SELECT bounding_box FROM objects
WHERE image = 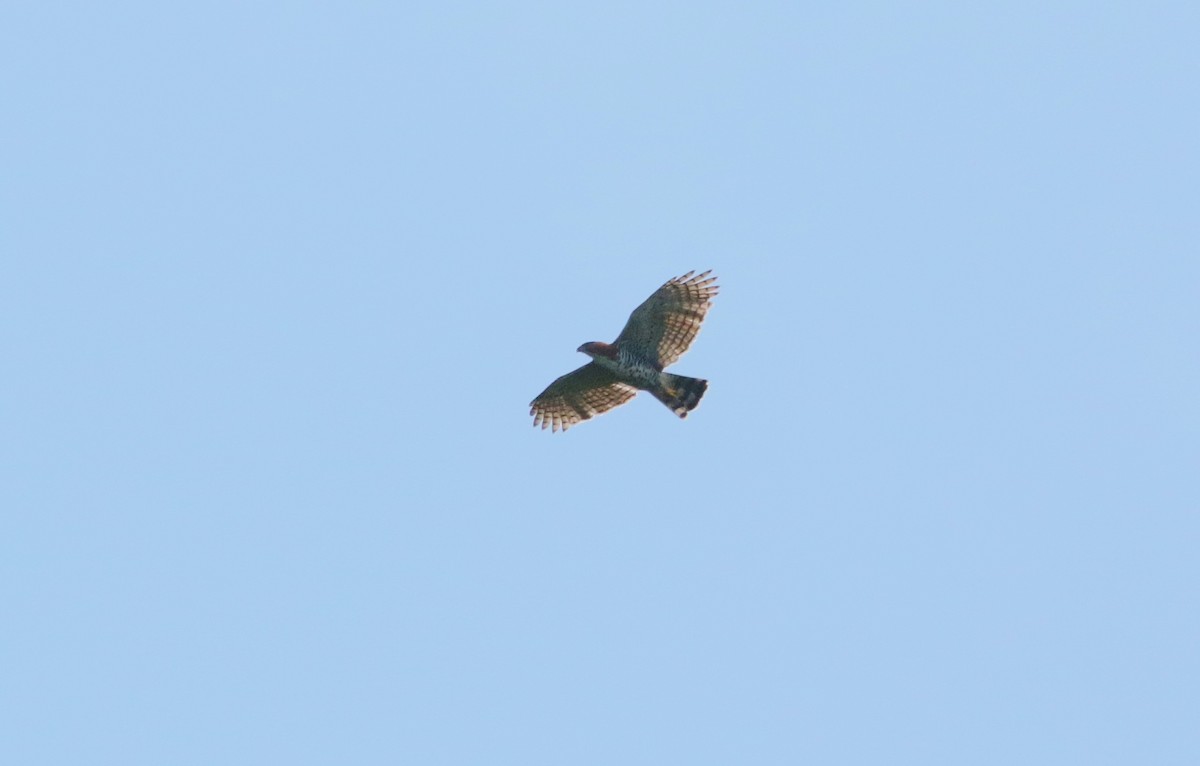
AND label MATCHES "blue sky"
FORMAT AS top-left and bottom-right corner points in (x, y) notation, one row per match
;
(3, 2), (1197, 763)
